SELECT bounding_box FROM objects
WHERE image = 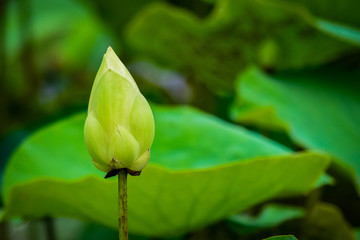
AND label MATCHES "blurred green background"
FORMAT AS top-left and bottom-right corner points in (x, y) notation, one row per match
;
(1, 0), (360, 239)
